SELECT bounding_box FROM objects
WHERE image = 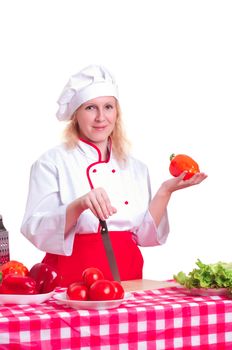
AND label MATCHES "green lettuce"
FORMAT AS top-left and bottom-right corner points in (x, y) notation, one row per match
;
(173, 259), (232, 289)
